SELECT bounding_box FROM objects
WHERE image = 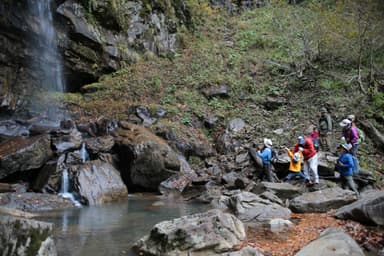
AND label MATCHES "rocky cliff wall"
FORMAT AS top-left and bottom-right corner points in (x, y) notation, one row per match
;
(0, 0), (191, 113)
